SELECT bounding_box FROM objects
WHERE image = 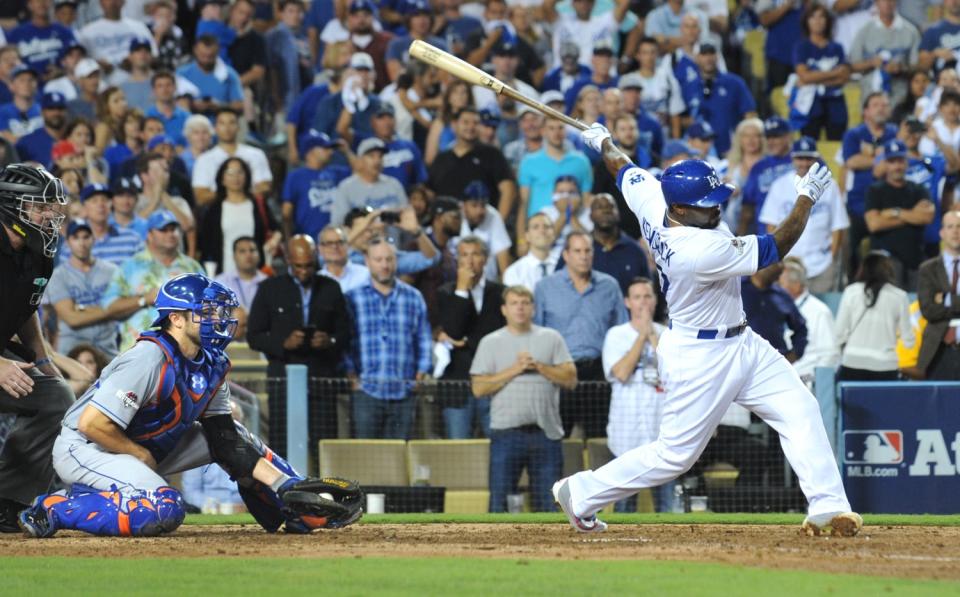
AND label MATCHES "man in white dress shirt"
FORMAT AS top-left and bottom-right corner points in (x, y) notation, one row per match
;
(503, 212), (558, 291)
(317, 224), (370, 294)
(778, 257), (840, 384)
